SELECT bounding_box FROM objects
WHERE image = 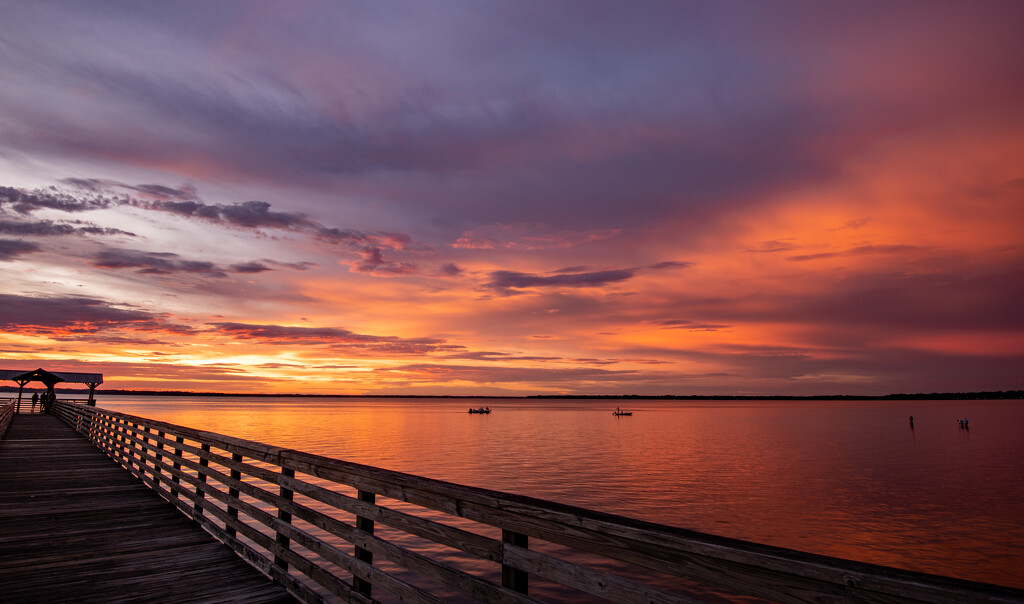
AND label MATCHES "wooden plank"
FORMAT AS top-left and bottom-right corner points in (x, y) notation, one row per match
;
(0, 413), (296, 603)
